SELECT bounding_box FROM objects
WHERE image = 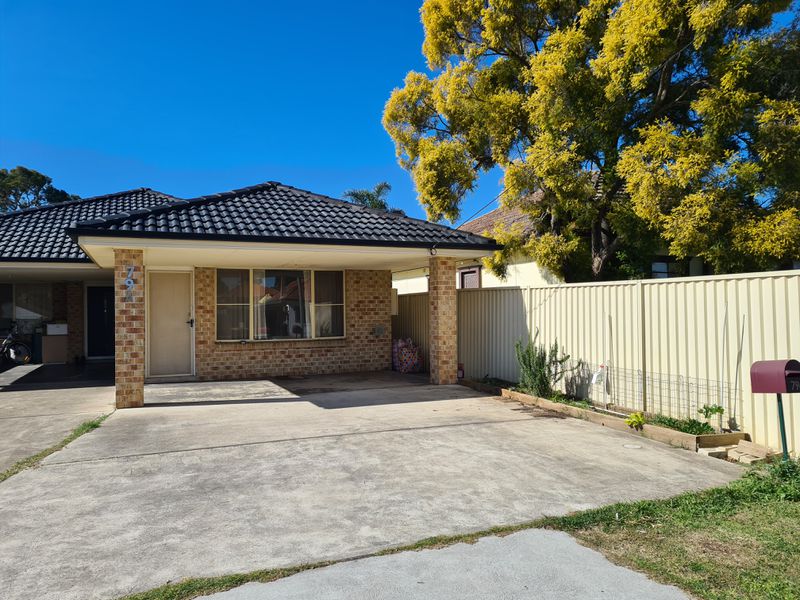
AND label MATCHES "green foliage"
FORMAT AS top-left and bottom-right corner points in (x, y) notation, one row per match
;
(738, 458), (800, 502)
(625, 411), (646, 431)
(384, 0), (799, 280)
(0, 165), (78, 212)
(342, 181), (393, 210)
(514, 330), (570, 398)
(649, 414), (716, 435)
(550, 390), (593, 410)
(698, 404), (725, 420)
